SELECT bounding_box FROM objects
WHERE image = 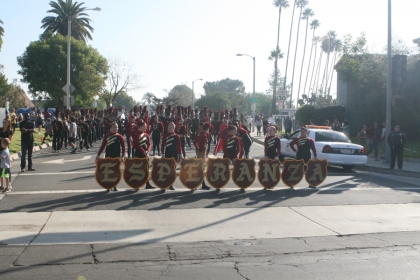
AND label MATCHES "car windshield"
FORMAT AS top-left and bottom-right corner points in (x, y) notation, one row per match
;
(315, 131), (351, 143)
